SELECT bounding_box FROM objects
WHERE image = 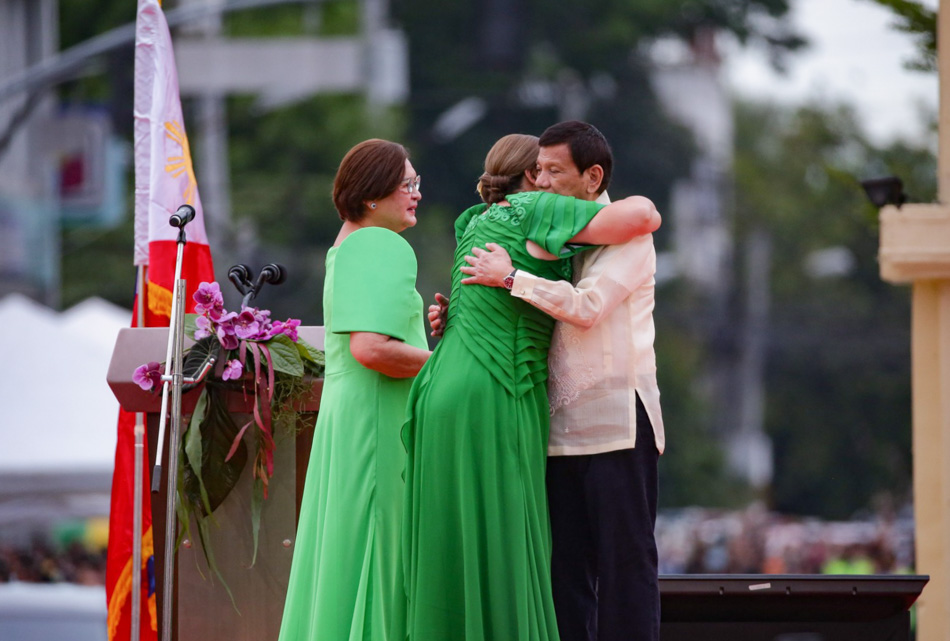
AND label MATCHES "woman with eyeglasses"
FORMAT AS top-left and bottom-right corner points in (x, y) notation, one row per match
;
(279, 139), (430, 641)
